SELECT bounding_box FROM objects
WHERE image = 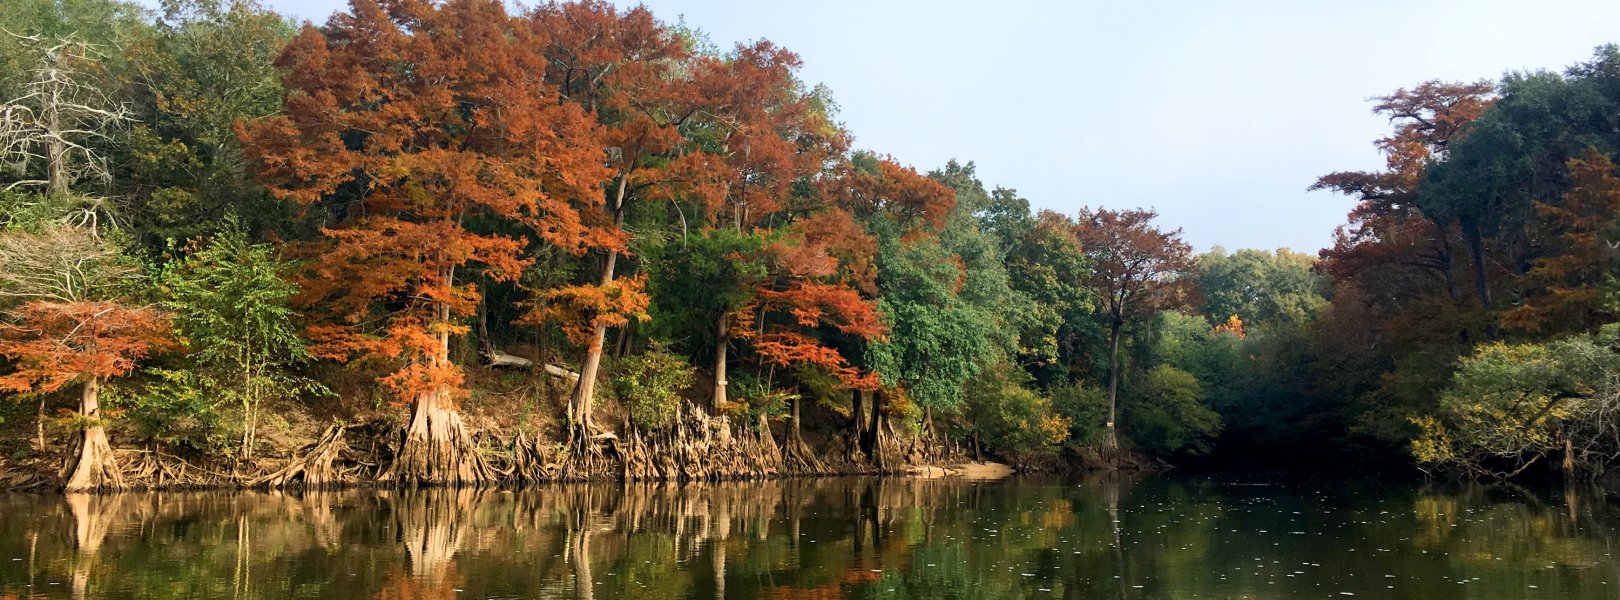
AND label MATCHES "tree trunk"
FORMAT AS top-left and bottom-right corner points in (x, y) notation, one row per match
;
(782, 396), (824, 474)
(382, 386), (493, 486)
(1104, 318), (1124, 451)
(1563, 435), (1577, 480)
(1462, 218), (1497, 339)
(570, 176), (630, 433)
(45, 75), (68, 200)
(864, 388), (881, 459)
(572, 319), (611, 429)
(380, 296), (493, 487)
(35, 394), (46, 454)
(1437, 233), (1463, 306)
(63, 376), (123, 492)
(712, 312), (730, 409)
(847, 389), (867, 462)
